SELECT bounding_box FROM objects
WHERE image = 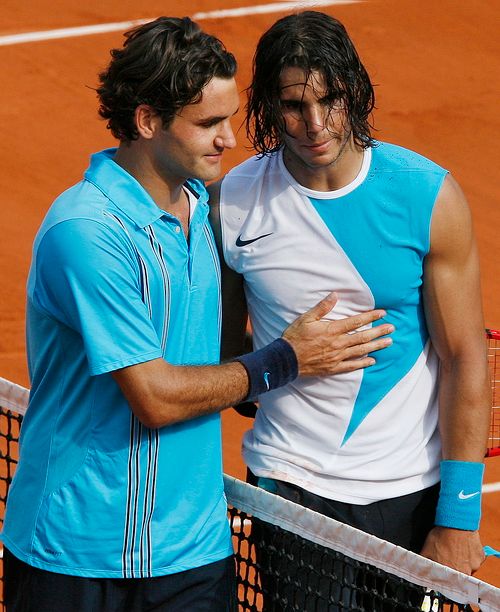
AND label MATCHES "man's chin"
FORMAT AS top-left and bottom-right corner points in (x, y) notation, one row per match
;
(188, 164), (222, 183)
